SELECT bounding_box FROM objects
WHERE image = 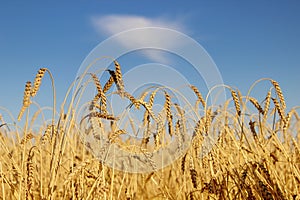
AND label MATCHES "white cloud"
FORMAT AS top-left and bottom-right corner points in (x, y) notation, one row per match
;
(91, 15), (184, 34)
(91, 15), (187, 63)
